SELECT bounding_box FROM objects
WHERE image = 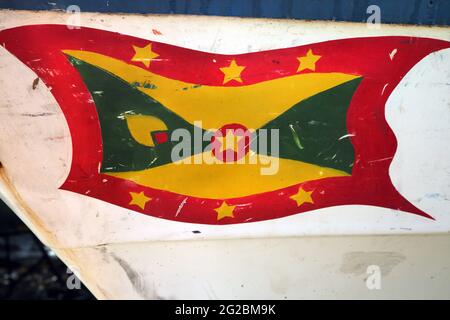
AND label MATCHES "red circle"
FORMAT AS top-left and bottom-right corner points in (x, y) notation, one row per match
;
(211, 123), (251, 162)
